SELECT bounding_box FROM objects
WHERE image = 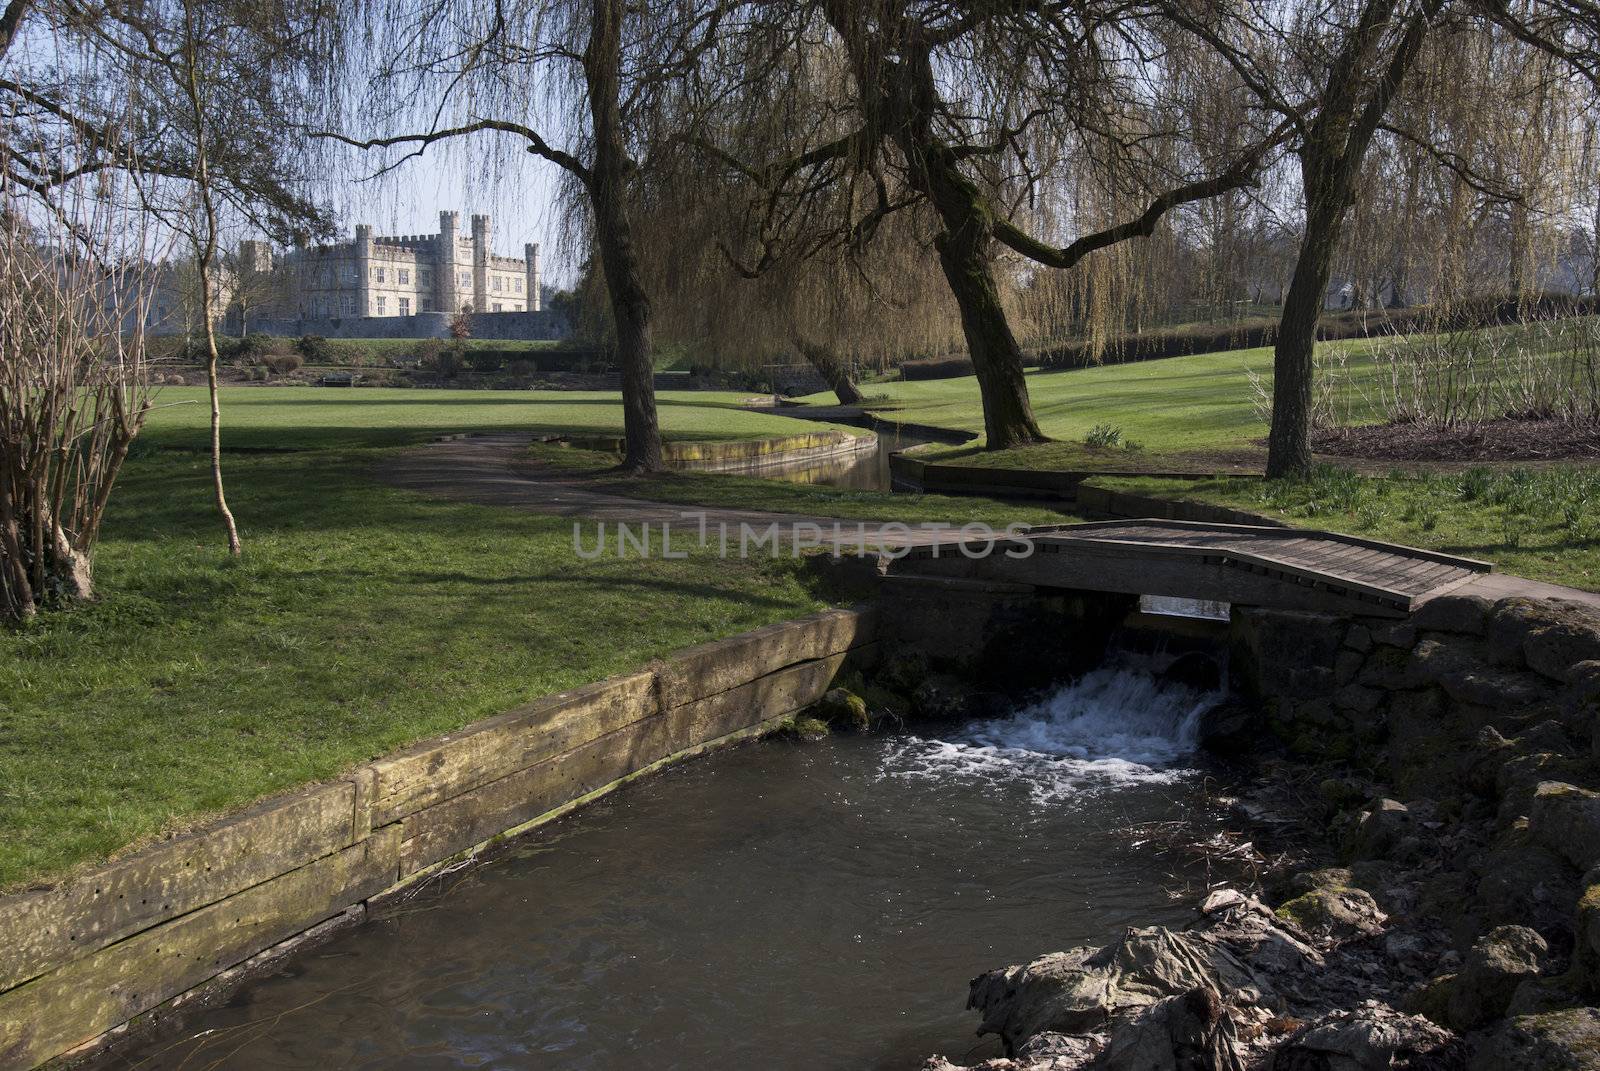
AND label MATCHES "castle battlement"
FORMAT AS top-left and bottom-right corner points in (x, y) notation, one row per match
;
(261, 210), (541, 318)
